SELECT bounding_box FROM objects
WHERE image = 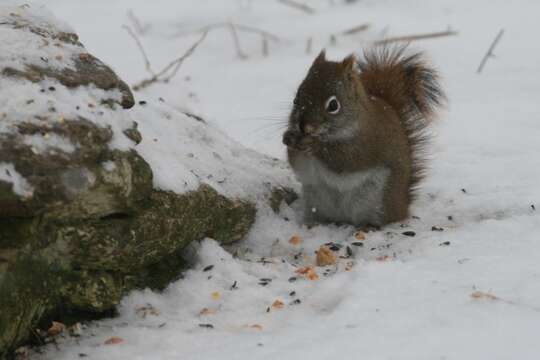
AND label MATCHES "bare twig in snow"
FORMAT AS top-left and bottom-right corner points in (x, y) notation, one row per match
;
(175, 22), (283, 59)
(276, 0), (315, 14)
(181, 110), (206, 123)
(122, 25), (154, 76)
(131, 31), (207, 91)
(374, 29), (458, 45)
(476, 29), (504, 74)
(471, 290), (540, 312)
(174, 22), (283, 42)
(228, 22), (248, 59)
(340, 23), (370, 36)
(234, 24), (282, 42)
(175, 22), (282, 43)
(127, 10), (150, 35)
